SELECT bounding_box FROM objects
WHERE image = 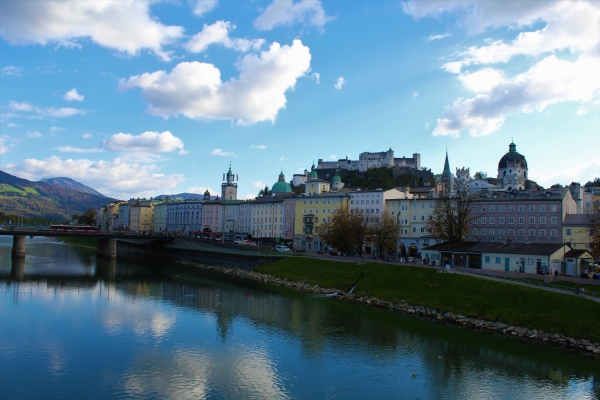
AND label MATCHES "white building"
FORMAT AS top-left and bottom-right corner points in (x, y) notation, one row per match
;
(317, 149), (420, 172)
